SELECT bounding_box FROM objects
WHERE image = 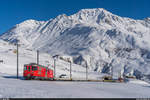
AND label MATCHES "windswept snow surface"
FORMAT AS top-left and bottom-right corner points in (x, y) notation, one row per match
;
(0, 73), (150, 98)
